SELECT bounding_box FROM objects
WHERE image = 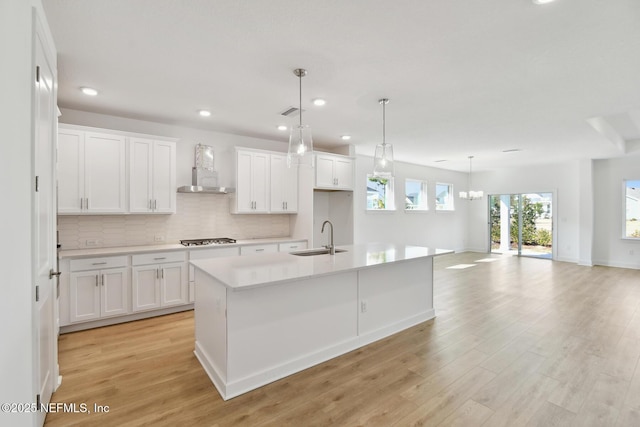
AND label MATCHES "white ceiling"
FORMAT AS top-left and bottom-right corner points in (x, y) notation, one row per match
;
(43, 0), (640, 172)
